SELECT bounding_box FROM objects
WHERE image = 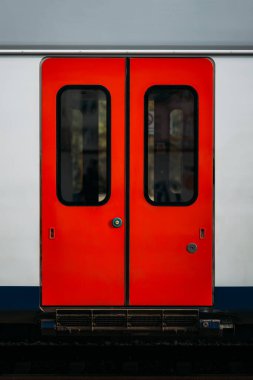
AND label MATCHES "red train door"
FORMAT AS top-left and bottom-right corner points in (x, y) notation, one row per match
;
(41, 58), (125, 306)
(42, 57), (213, 308)
(129, 58), (213, 306)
